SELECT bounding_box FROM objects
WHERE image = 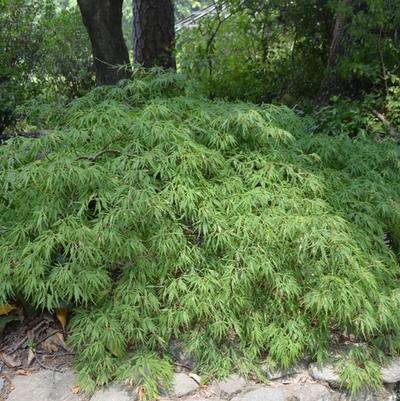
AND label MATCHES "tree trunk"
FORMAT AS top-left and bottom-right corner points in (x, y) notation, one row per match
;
(77, 0), (130, 86)
(320, 0), (352, 99)
(327, 5), (348, 71)
(133, 0), (176, 69)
